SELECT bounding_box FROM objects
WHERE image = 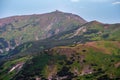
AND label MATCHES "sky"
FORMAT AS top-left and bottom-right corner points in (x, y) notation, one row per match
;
(0, 0), (120, 23)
